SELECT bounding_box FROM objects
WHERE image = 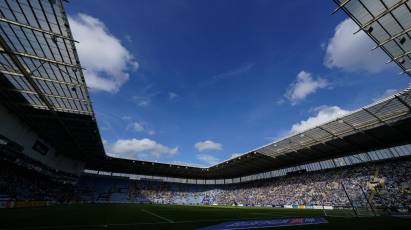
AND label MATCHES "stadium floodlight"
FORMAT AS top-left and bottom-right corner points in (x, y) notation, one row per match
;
(400, 37), (407, 45)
